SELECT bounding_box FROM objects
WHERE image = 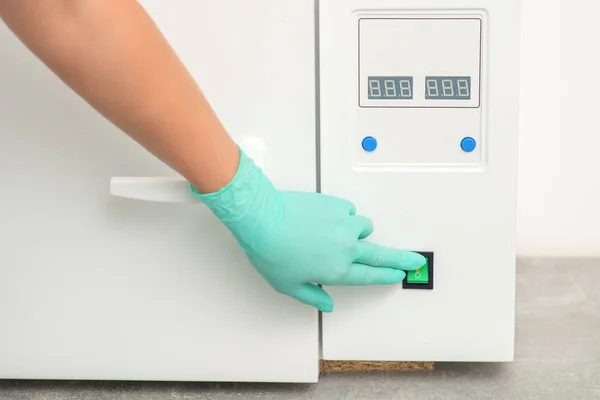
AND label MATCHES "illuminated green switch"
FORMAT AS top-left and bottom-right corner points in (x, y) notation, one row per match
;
(407, 261), (430, 284)
(403, 252), (434, 290)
